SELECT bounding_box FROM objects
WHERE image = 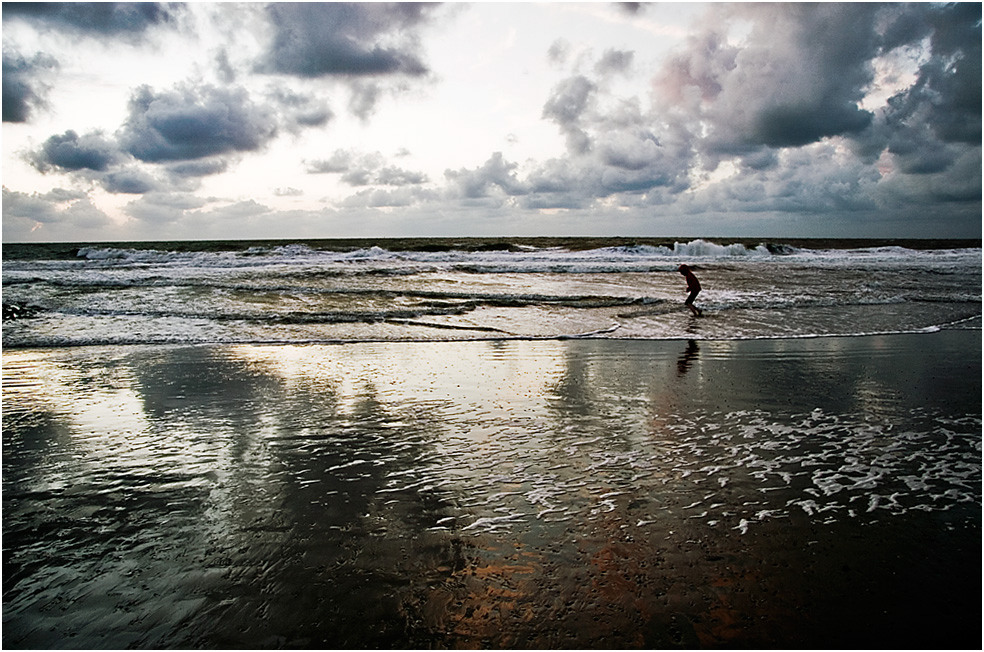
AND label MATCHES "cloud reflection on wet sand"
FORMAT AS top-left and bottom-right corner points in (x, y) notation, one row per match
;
(2, 332), (980, 648)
